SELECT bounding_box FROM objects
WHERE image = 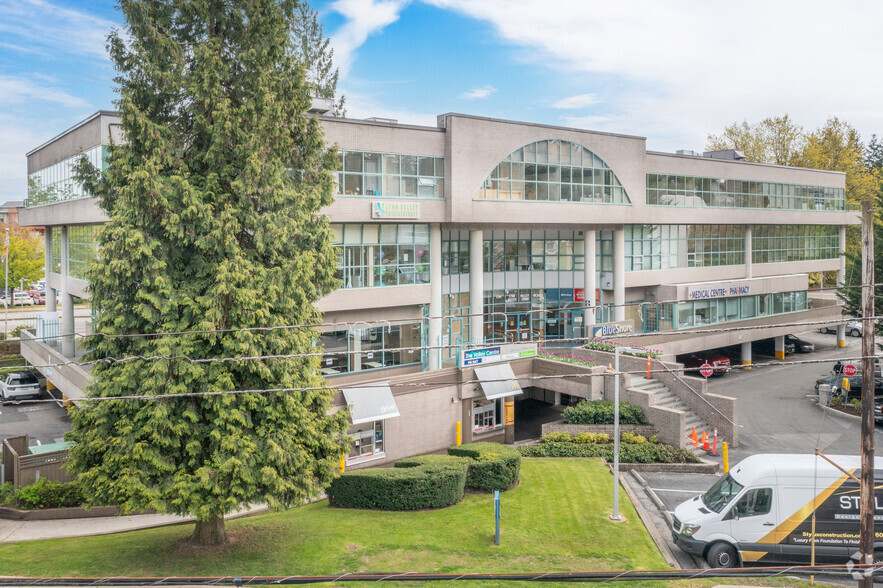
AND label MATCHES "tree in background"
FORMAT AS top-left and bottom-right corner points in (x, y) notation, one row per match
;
(292, 1), (345, 116)
(2, 227), (43, 296)
(67, 0), (349, 546)
(706, 115), (804, 166)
